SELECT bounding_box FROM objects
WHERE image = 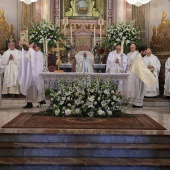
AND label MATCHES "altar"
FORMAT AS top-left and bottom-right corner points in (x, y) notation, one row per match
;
(40, 72), (129, 98)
